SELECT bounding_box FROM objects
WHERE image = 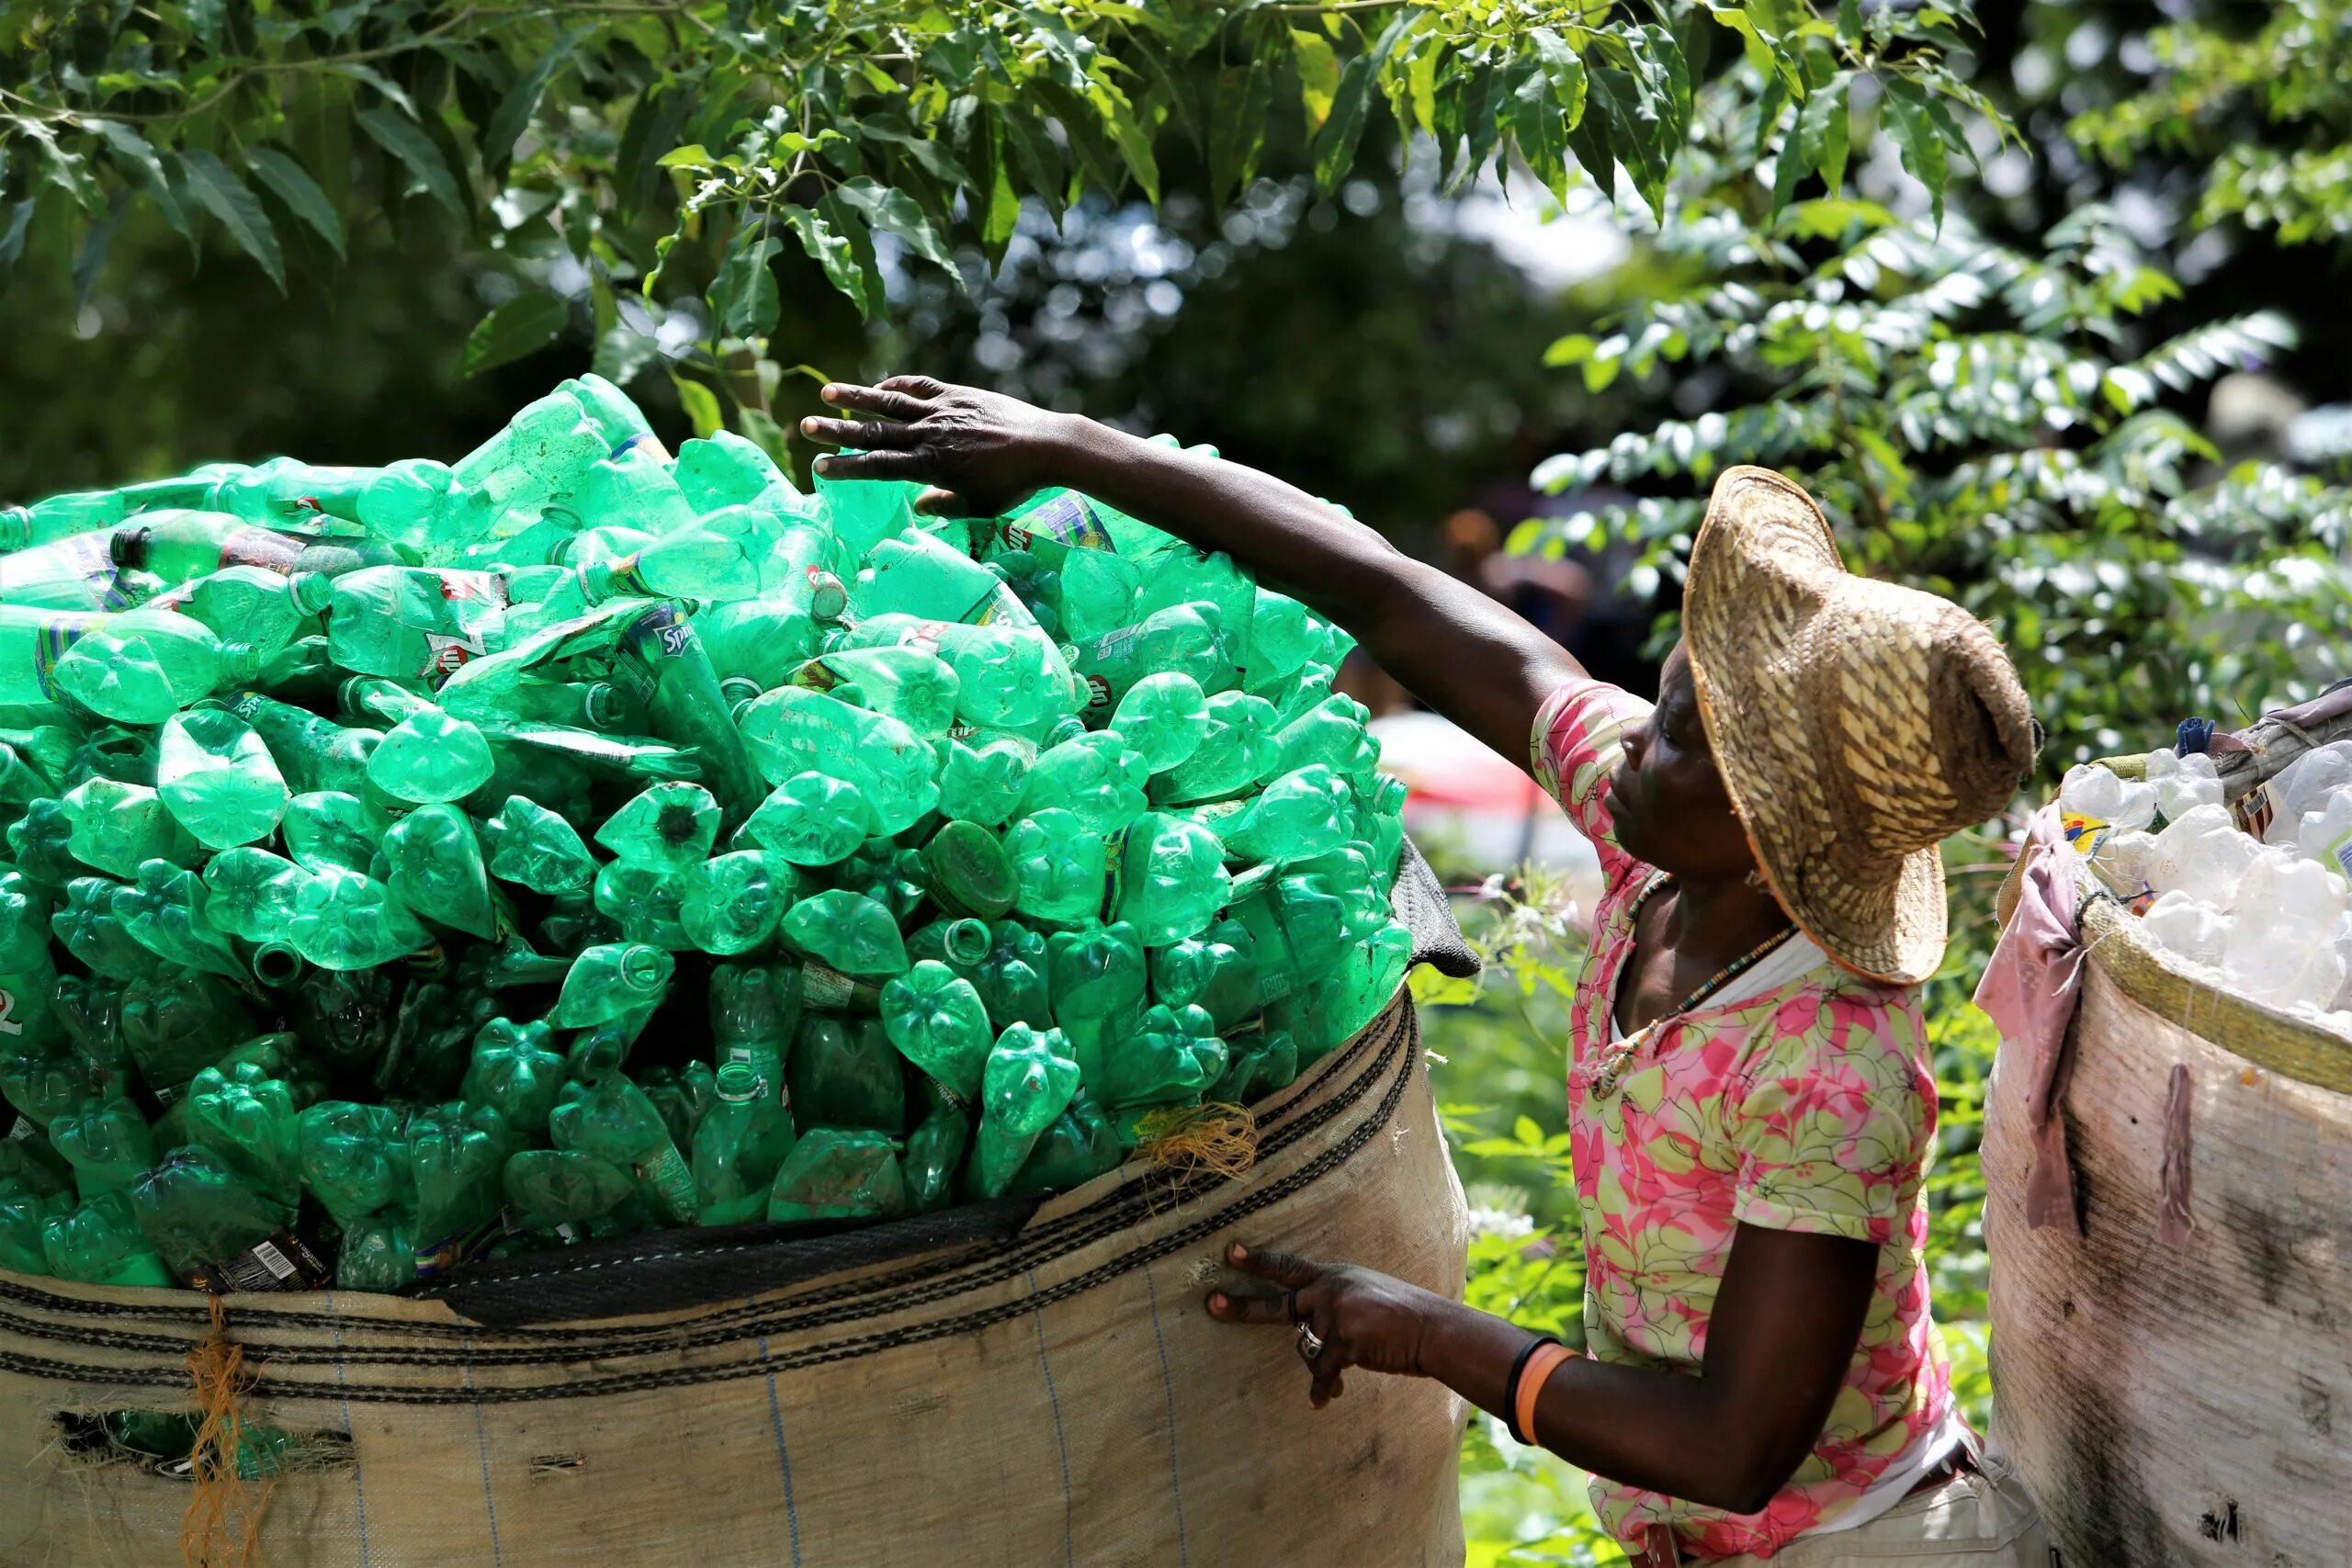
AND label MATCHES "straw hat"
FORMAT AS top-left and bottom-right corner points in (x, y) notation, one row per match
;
(1683, 467), (2035, 985)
